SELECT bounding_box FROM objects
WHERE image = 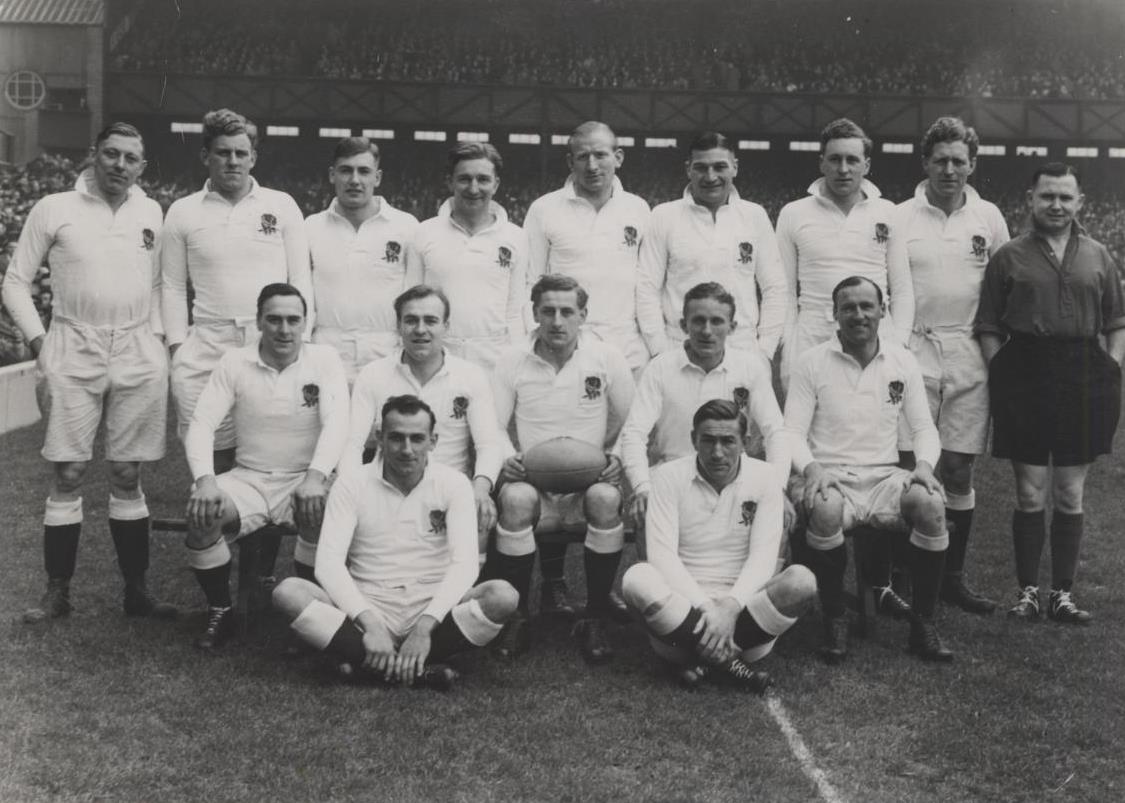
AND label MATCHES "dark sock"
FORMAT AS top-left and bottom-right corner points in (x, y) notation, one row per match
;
(257, 528), (282, 578)
(1012, 510), (1047, 588)
(657, 606), (704, 651)
(583, 548), (621, 615)
(1050, 511), (1084, 592)
(945, 507), (975, 576)
(808, 543), (847, 618)
(538, 541), (567, 582)
(109, 517), (150, 584)
(910, 543), (946, 619)
(294, 561), (317, 583)
(859, 529), (894, 586)
(43, 523), (80, 580)
(484, 552), (535, 614)
(193, 562), (232, 608)
(326, 621), (366, 662)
